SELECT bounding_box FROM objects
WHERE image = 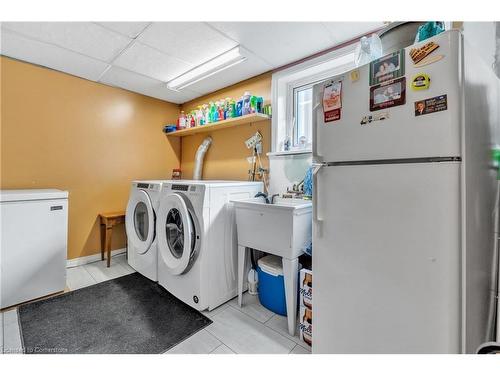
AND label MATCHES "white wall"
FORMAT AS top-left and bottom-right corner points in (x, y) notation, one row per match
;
(461, 21), (500, 350)
(268, 152), (312, 196)
(462, 22), (499, 74)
